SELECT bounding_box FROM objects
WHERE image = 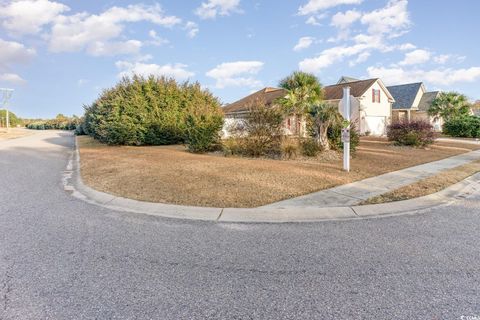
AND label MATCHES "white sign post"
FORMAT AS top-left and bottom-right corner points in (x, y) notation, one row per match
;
(1, 88), (14, 132)
(342, 87), (351, 172)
